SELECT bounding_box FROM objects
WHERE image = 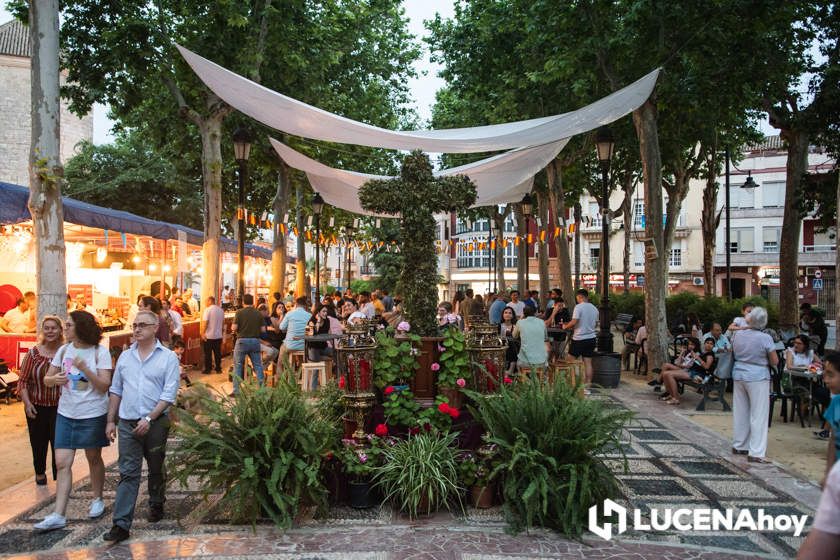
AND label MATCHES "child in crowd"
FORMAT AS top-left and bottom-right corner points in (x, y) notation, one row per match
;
(171, 339), (191, 387)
